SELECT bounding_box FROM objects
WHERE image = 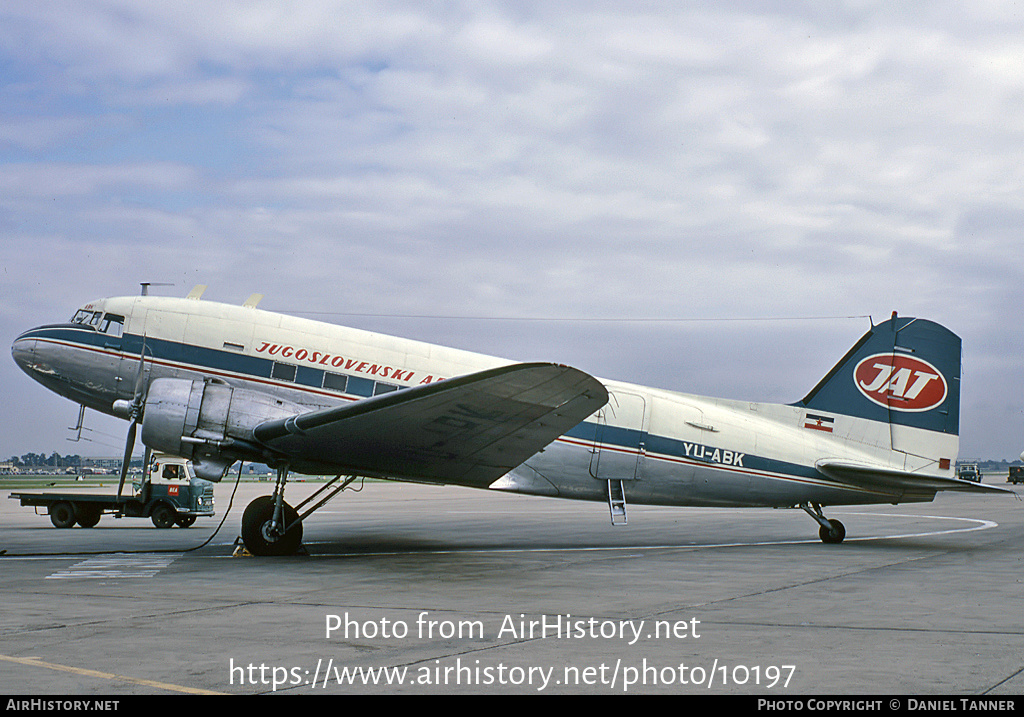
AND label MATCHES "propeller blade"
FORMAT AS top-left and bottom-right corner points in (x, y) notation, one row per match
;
(131, 336), (149, 408)
(117, 420), (137, 499)
(117, 335), (149, 499)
